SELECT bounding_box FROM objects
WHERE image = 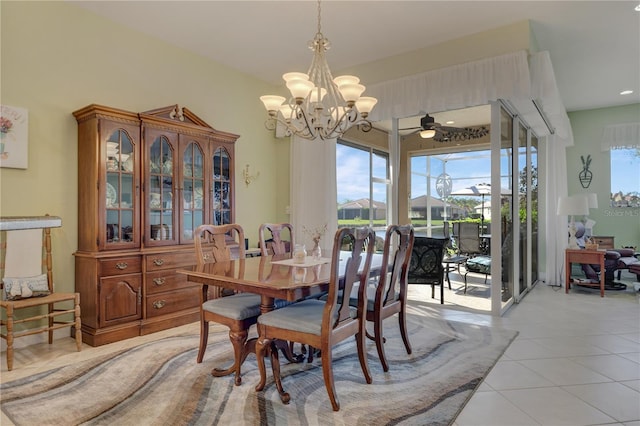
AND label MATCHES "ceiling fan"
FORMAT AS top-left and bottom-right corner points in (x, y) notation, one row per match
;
(401, 114), (489, 142)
